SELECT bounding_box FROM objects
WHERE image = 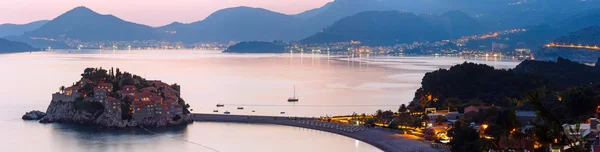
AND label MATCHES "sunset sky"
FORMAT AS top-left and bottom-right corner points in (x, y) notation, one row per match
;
(0, 0), (332, 26)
